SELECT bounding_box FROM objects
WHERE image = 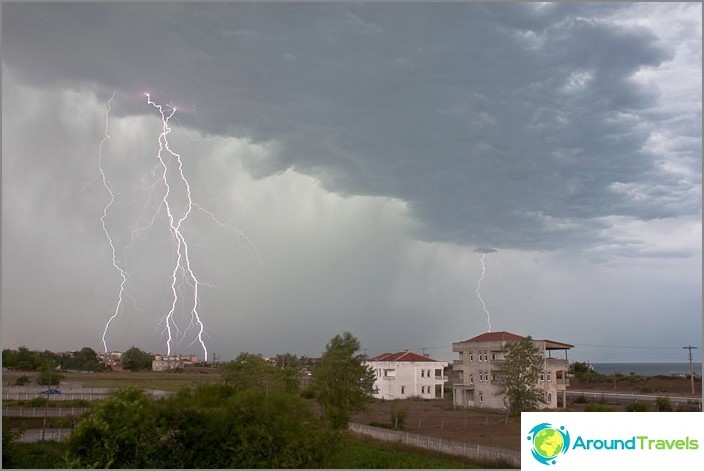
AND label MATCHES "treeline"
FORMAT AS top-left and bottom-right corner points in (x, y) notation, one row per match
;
(2, 346), (105, 372)
(4, 332), (377, 469)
